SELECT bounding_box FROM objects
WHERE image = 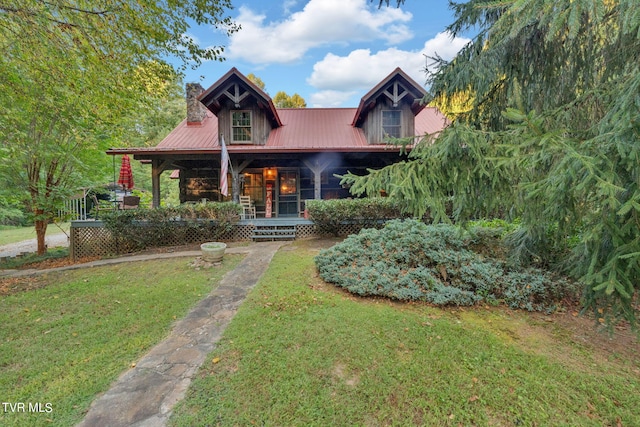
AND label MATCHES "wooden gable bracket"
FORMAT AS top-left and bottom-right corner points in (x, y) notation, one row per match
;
(383, 82), (409, 107)
(223, 83), (251, 108)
